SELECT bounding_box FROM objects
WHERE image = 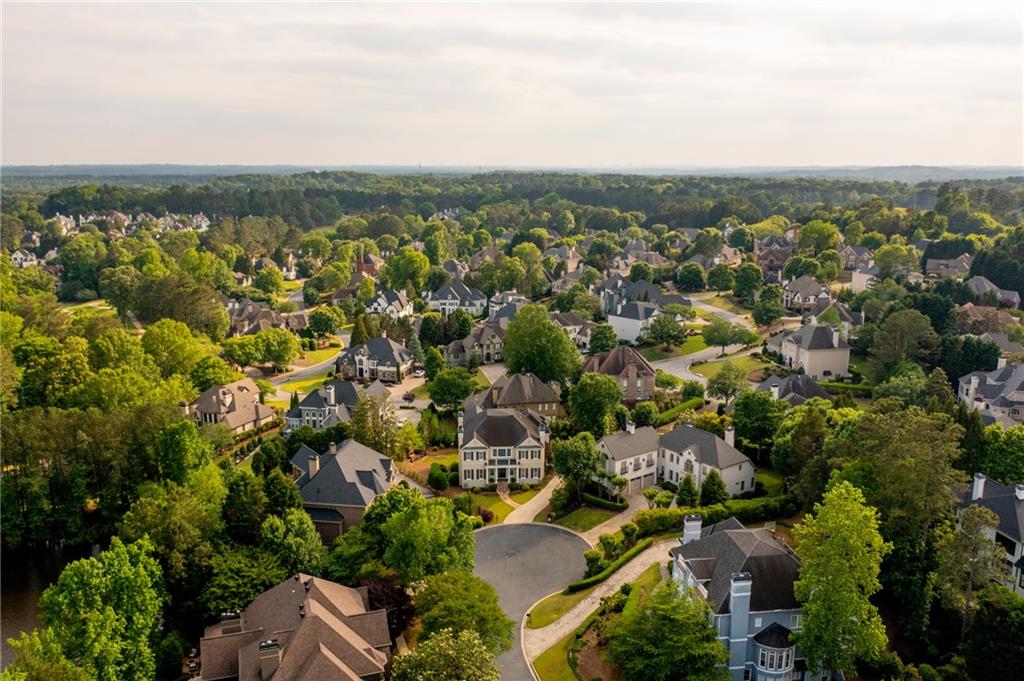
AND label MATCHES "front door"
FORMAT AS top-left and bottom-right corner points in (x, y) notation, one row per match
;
(497, 467), (508, 481)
